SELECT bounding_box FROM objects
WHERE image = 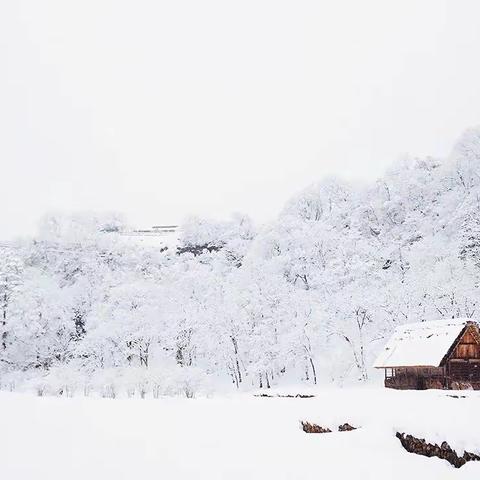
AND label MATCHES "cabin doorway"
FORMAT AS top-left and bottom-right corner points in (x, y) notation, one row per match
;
(416, 376), (426, 390)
